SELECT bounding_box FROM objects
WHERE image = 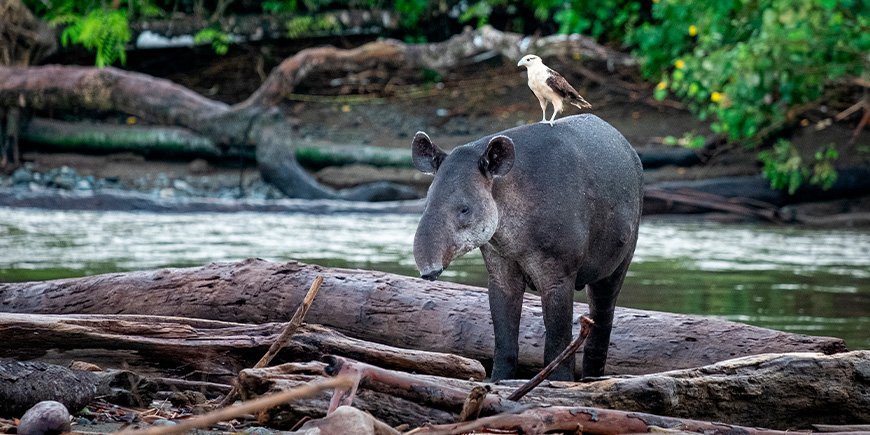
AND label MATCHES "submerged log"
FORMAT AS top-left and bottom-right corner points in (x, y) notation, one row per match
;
(0, 313), (485, 382)
(0, 259), (846, 378)
(241, 351), (870, 430)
